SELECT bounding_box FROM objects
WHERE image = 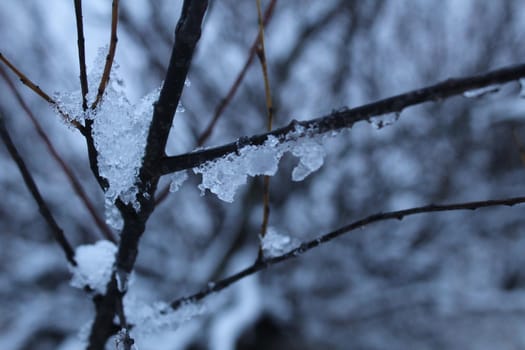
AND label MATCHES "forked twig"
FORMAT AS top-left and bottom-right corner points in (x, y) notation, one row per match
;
(0, 113), (77, 266)
(170, 195), (525, 309)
